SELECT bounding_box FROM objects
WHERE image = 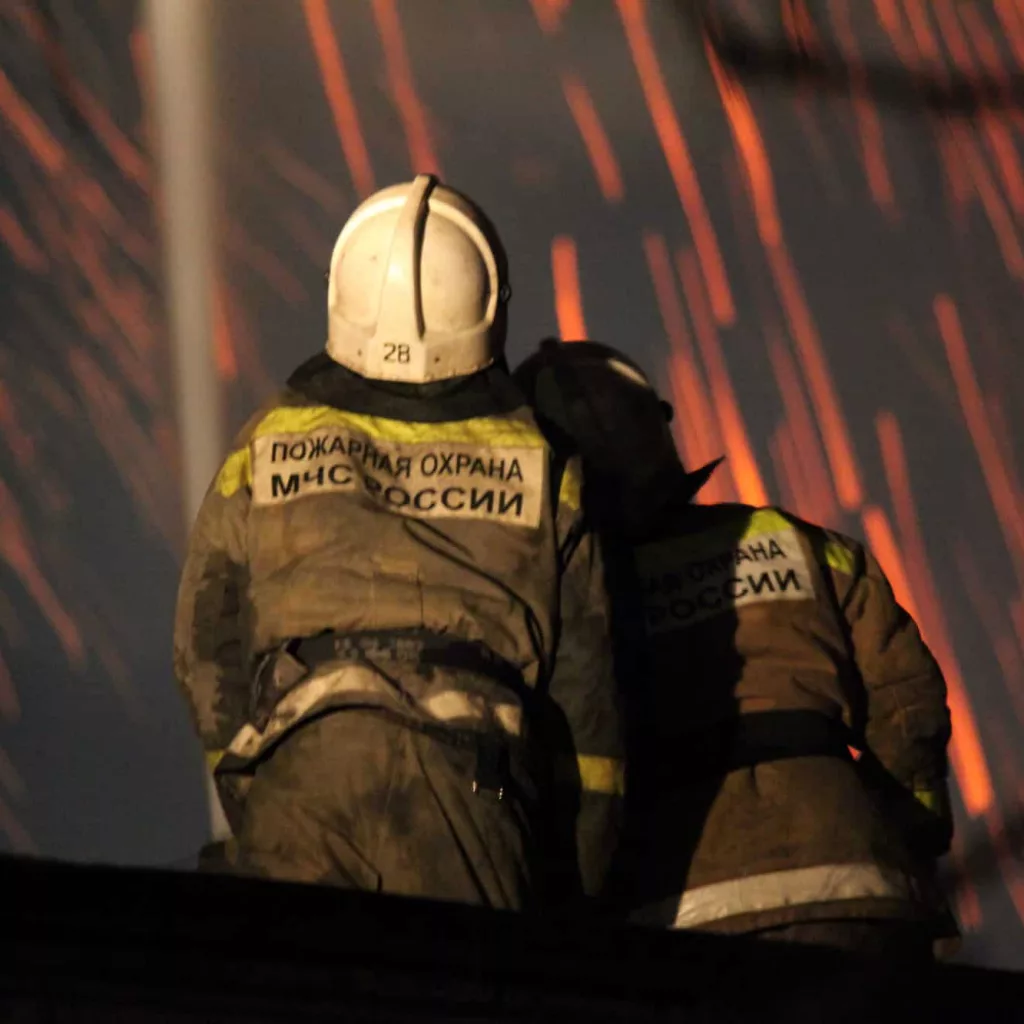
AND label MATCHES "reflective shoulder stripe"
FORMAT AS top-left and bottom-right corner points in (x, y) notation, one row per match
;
(743, 508), (792, 538)
(215, 449), (252, 499)
(822, 537), (857, 576)
(913, 788), (946, 815)
(578, 754), (626, 796)
(641, 506), (794, 562)
(630, 863), (913, 930)
(558, 460), (582, 511)
(205, 749), (225, 773)
(251, 404), (548, 448)
(749, 511), (858, 577)
(215, 405), (548, 500)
